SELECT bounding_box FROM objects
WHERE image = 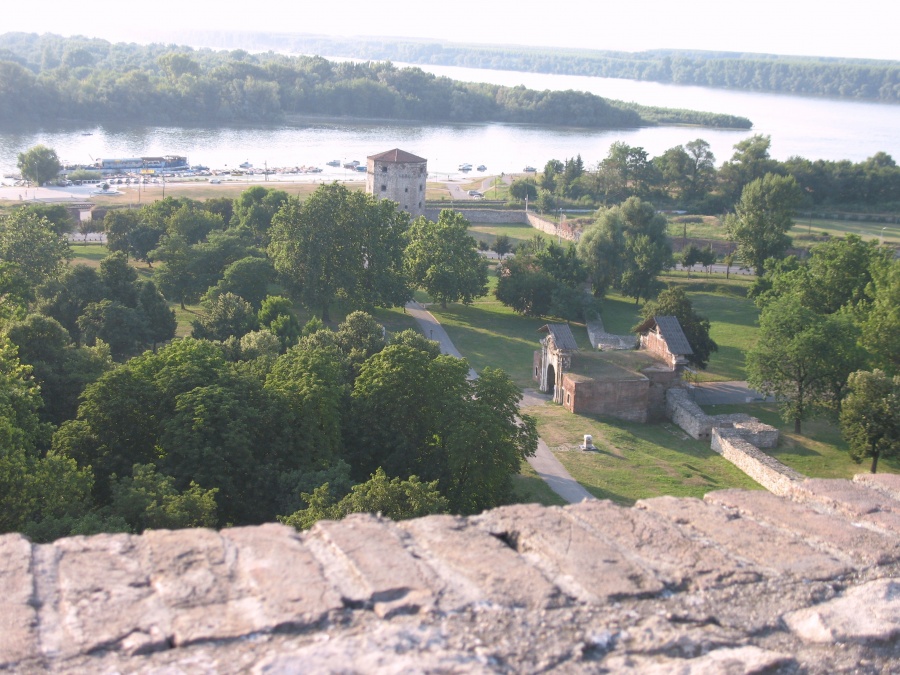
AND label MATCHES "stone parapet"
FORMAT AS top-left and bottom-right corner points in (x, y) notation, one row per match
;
(2, 478), (899, 673)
